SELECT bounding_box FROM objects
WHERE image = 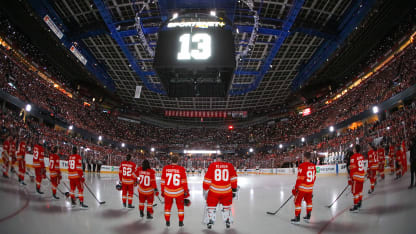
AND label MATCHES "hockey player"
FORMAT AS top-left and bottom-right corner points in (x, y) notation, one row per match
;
(68, 146), (88, 208)
(401, 140), (408, 175)
(388, 143), (395, 175)
(349, 145), (365, 212)
(16, 136), (27, 185)
(2, 135), (11, 178)
(377, 144), (385, 180)
(9, 136), (17, 173)
(395, 145), (404, 179)
(49, 146), (62, 199)
(161, 155), (189, 227)
(33, 139), (46, 194)
(367, 143), (378, 194)
(291, 152), (316, 224)
(203, 155), (238, 229)
(135, 159), (158, 219)
(118, 154), (136, 209)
